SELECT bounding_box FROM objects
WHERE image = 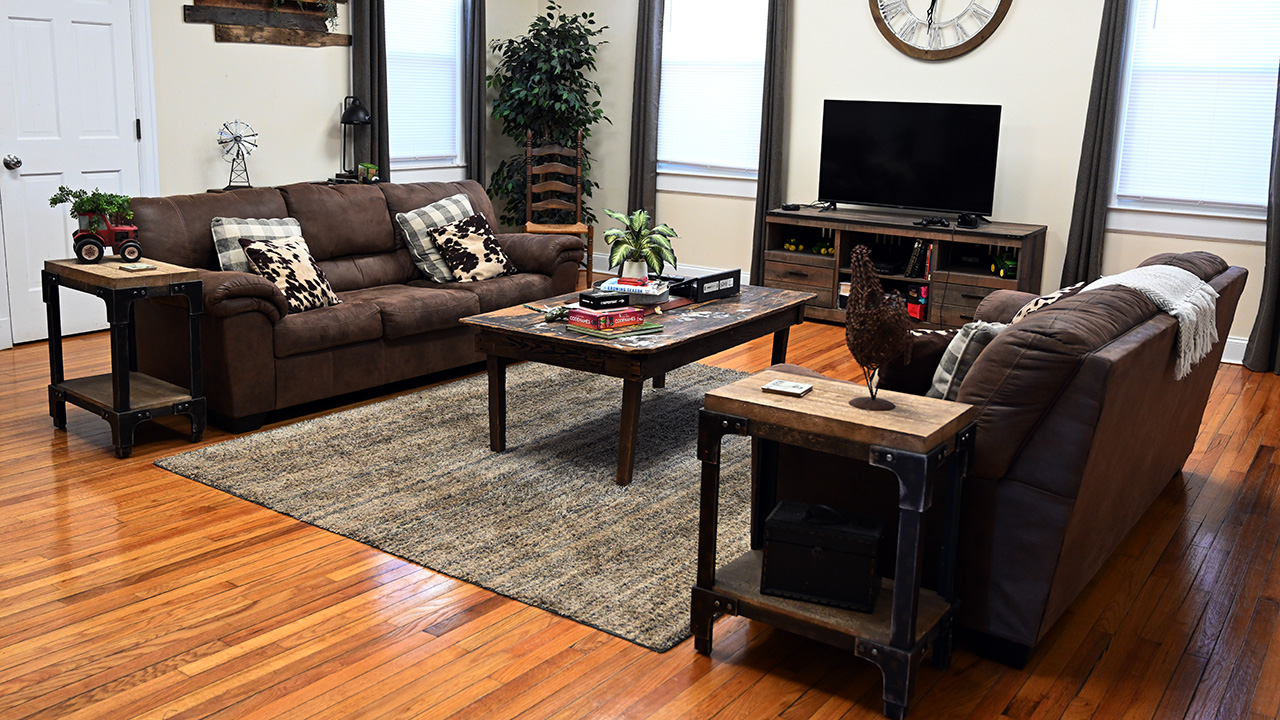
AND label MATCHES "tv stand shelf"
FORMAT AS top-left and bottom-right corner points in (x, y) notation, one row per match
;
(763, 208), (1046, 327)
